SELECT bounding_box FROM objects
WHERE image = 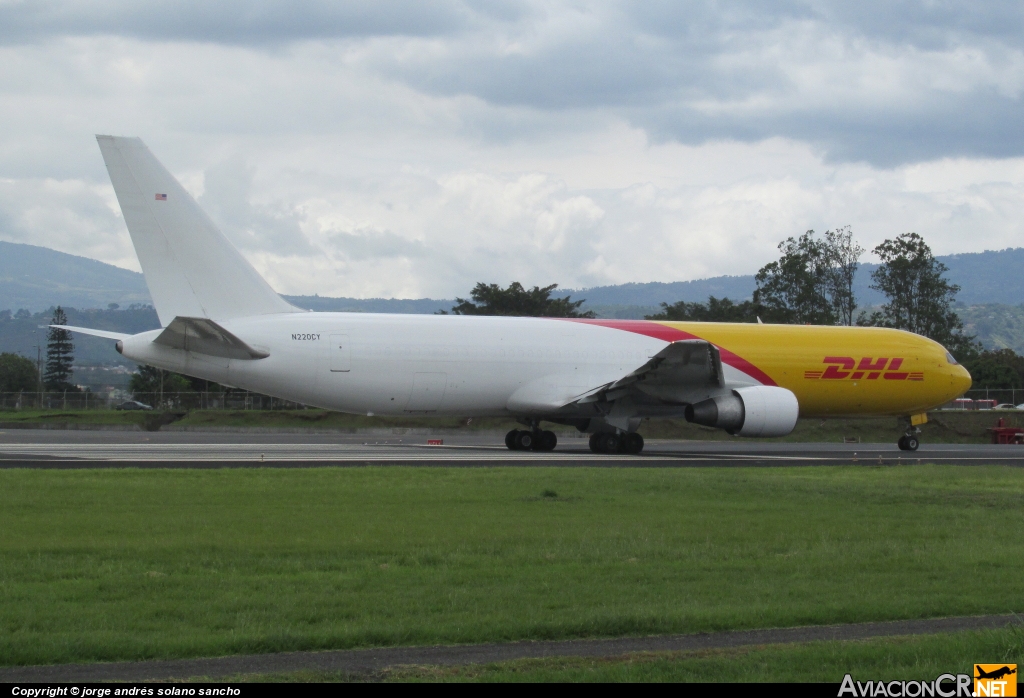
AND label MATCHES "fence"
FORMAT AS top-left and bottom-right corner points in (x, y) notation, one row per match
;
(944, 389), (1023, 409)
(0, 391), (306, 411)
